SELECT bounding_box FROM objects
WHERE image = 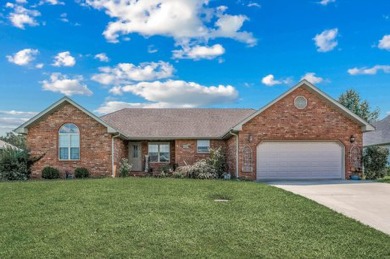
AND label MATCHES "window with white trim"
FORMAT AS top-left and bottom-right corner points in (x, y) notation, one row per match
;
(148, 143), (170, 163)
(59, 123), (80, 160)
(197, 140), (210, 153)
